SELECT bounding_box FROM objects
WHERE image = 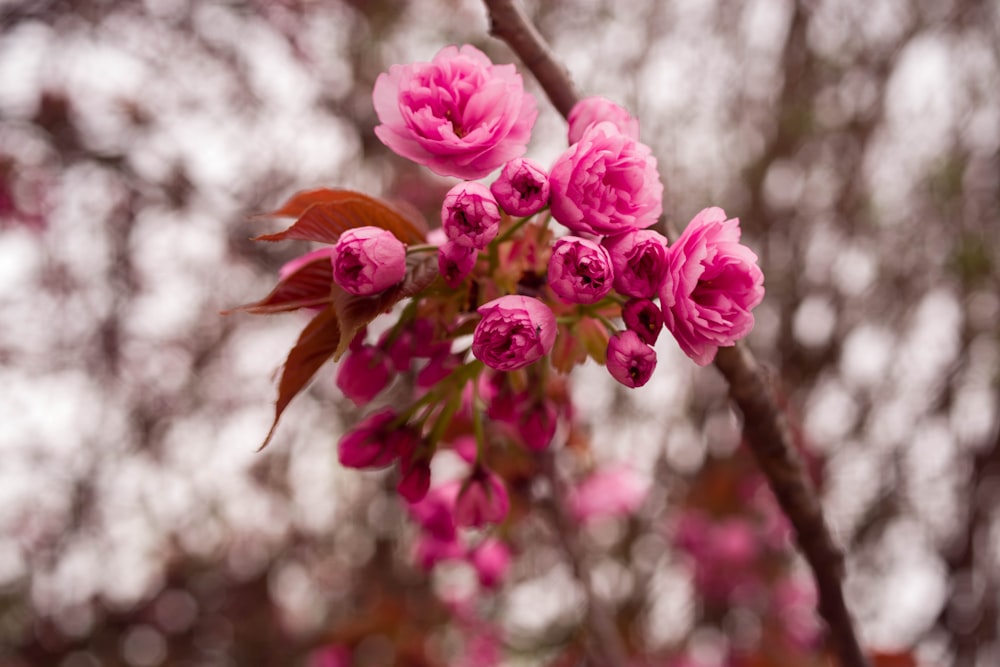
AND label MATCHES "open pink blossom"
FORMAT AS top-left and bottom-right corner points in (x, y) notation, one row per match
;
(547, 236), (614, 305)
(490, 157), (550, 216)
(472, 295), (556, 371)
(455, 467), (509, 528)
(372, 44), (537, 180)
(567, 96), (640, 145)
(606, 330), (657, 388)
(549, 121), (663, 236)
(602, 229), (669, 298)
(621, 298), (663, 345)
(331, 226), (406, 296)
(568, 464), (650, 523)
(442, 181), (501, 249)
(335, 344), (391, 406)
(659, 207), (765, 365)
